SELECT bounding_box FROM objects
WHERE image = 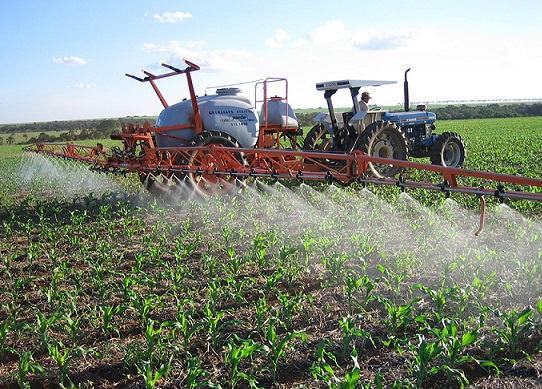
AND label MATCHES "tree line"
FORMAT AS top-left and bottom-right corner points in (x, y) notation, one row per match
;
(431, 102), (542, 120)
(294, 102), (542, 127)
(0, 117), (150, 145)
